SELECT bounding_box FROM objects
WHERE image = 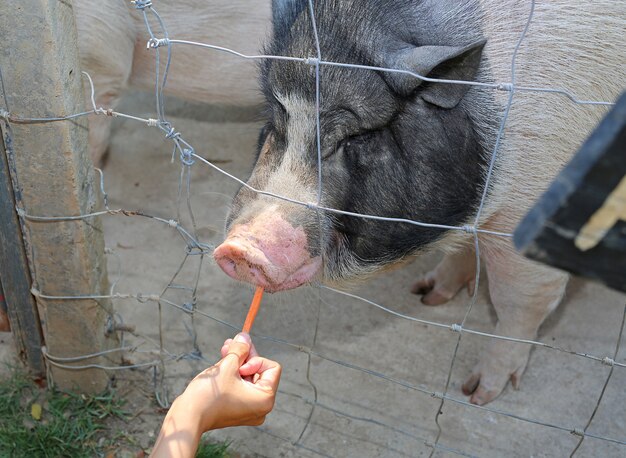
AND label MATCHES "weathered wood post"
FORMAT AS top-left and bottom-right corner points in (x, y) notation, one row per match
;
(0, 0), (118, 392)
(0, 134), (46, 377)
